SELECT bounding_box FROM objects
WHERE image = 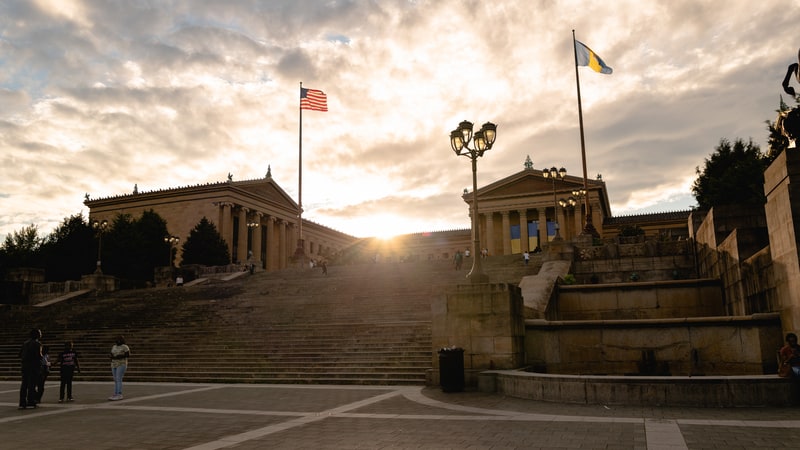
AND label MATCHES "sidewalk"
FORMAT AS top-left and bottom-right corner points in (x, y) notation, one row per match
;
(2, 381), (799, 449)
